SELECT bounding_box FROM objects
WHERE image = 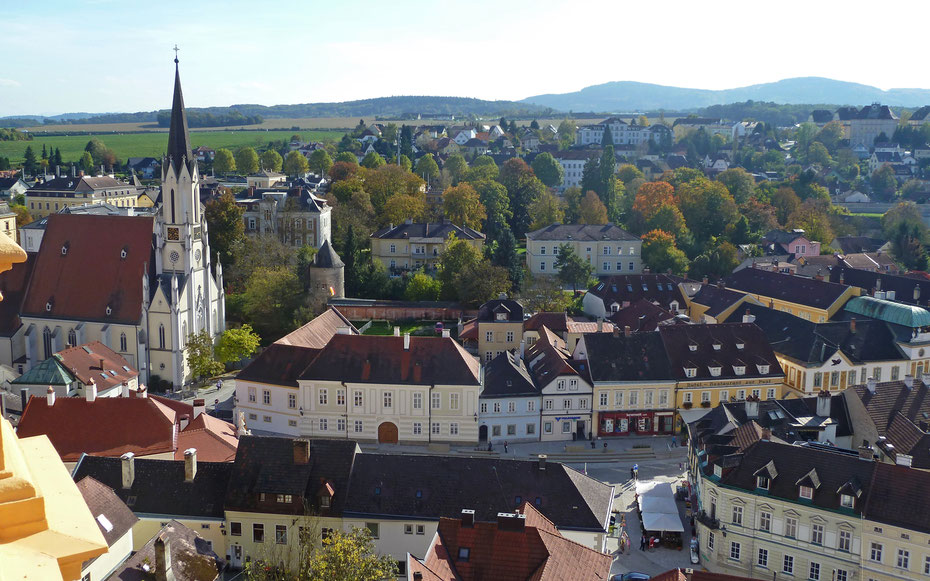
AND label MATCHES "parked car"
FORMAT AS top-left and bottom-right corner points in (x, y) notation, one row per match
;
(612, 573), (650, 581)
